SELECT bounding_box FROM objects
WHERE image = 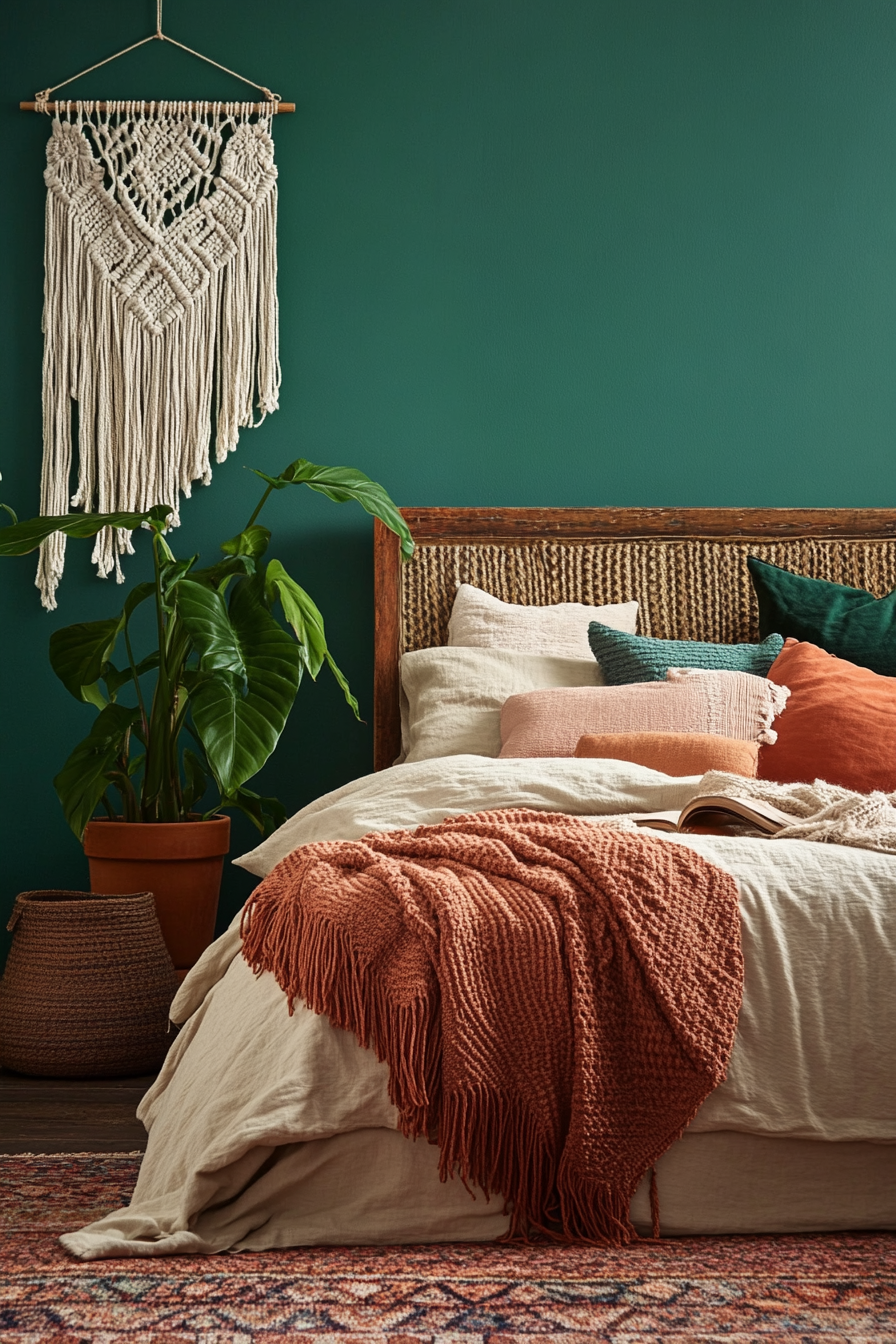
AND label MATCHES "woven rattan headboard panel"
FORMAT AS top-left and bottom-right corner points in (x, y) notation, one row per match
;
(372, 507), (896, 770)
